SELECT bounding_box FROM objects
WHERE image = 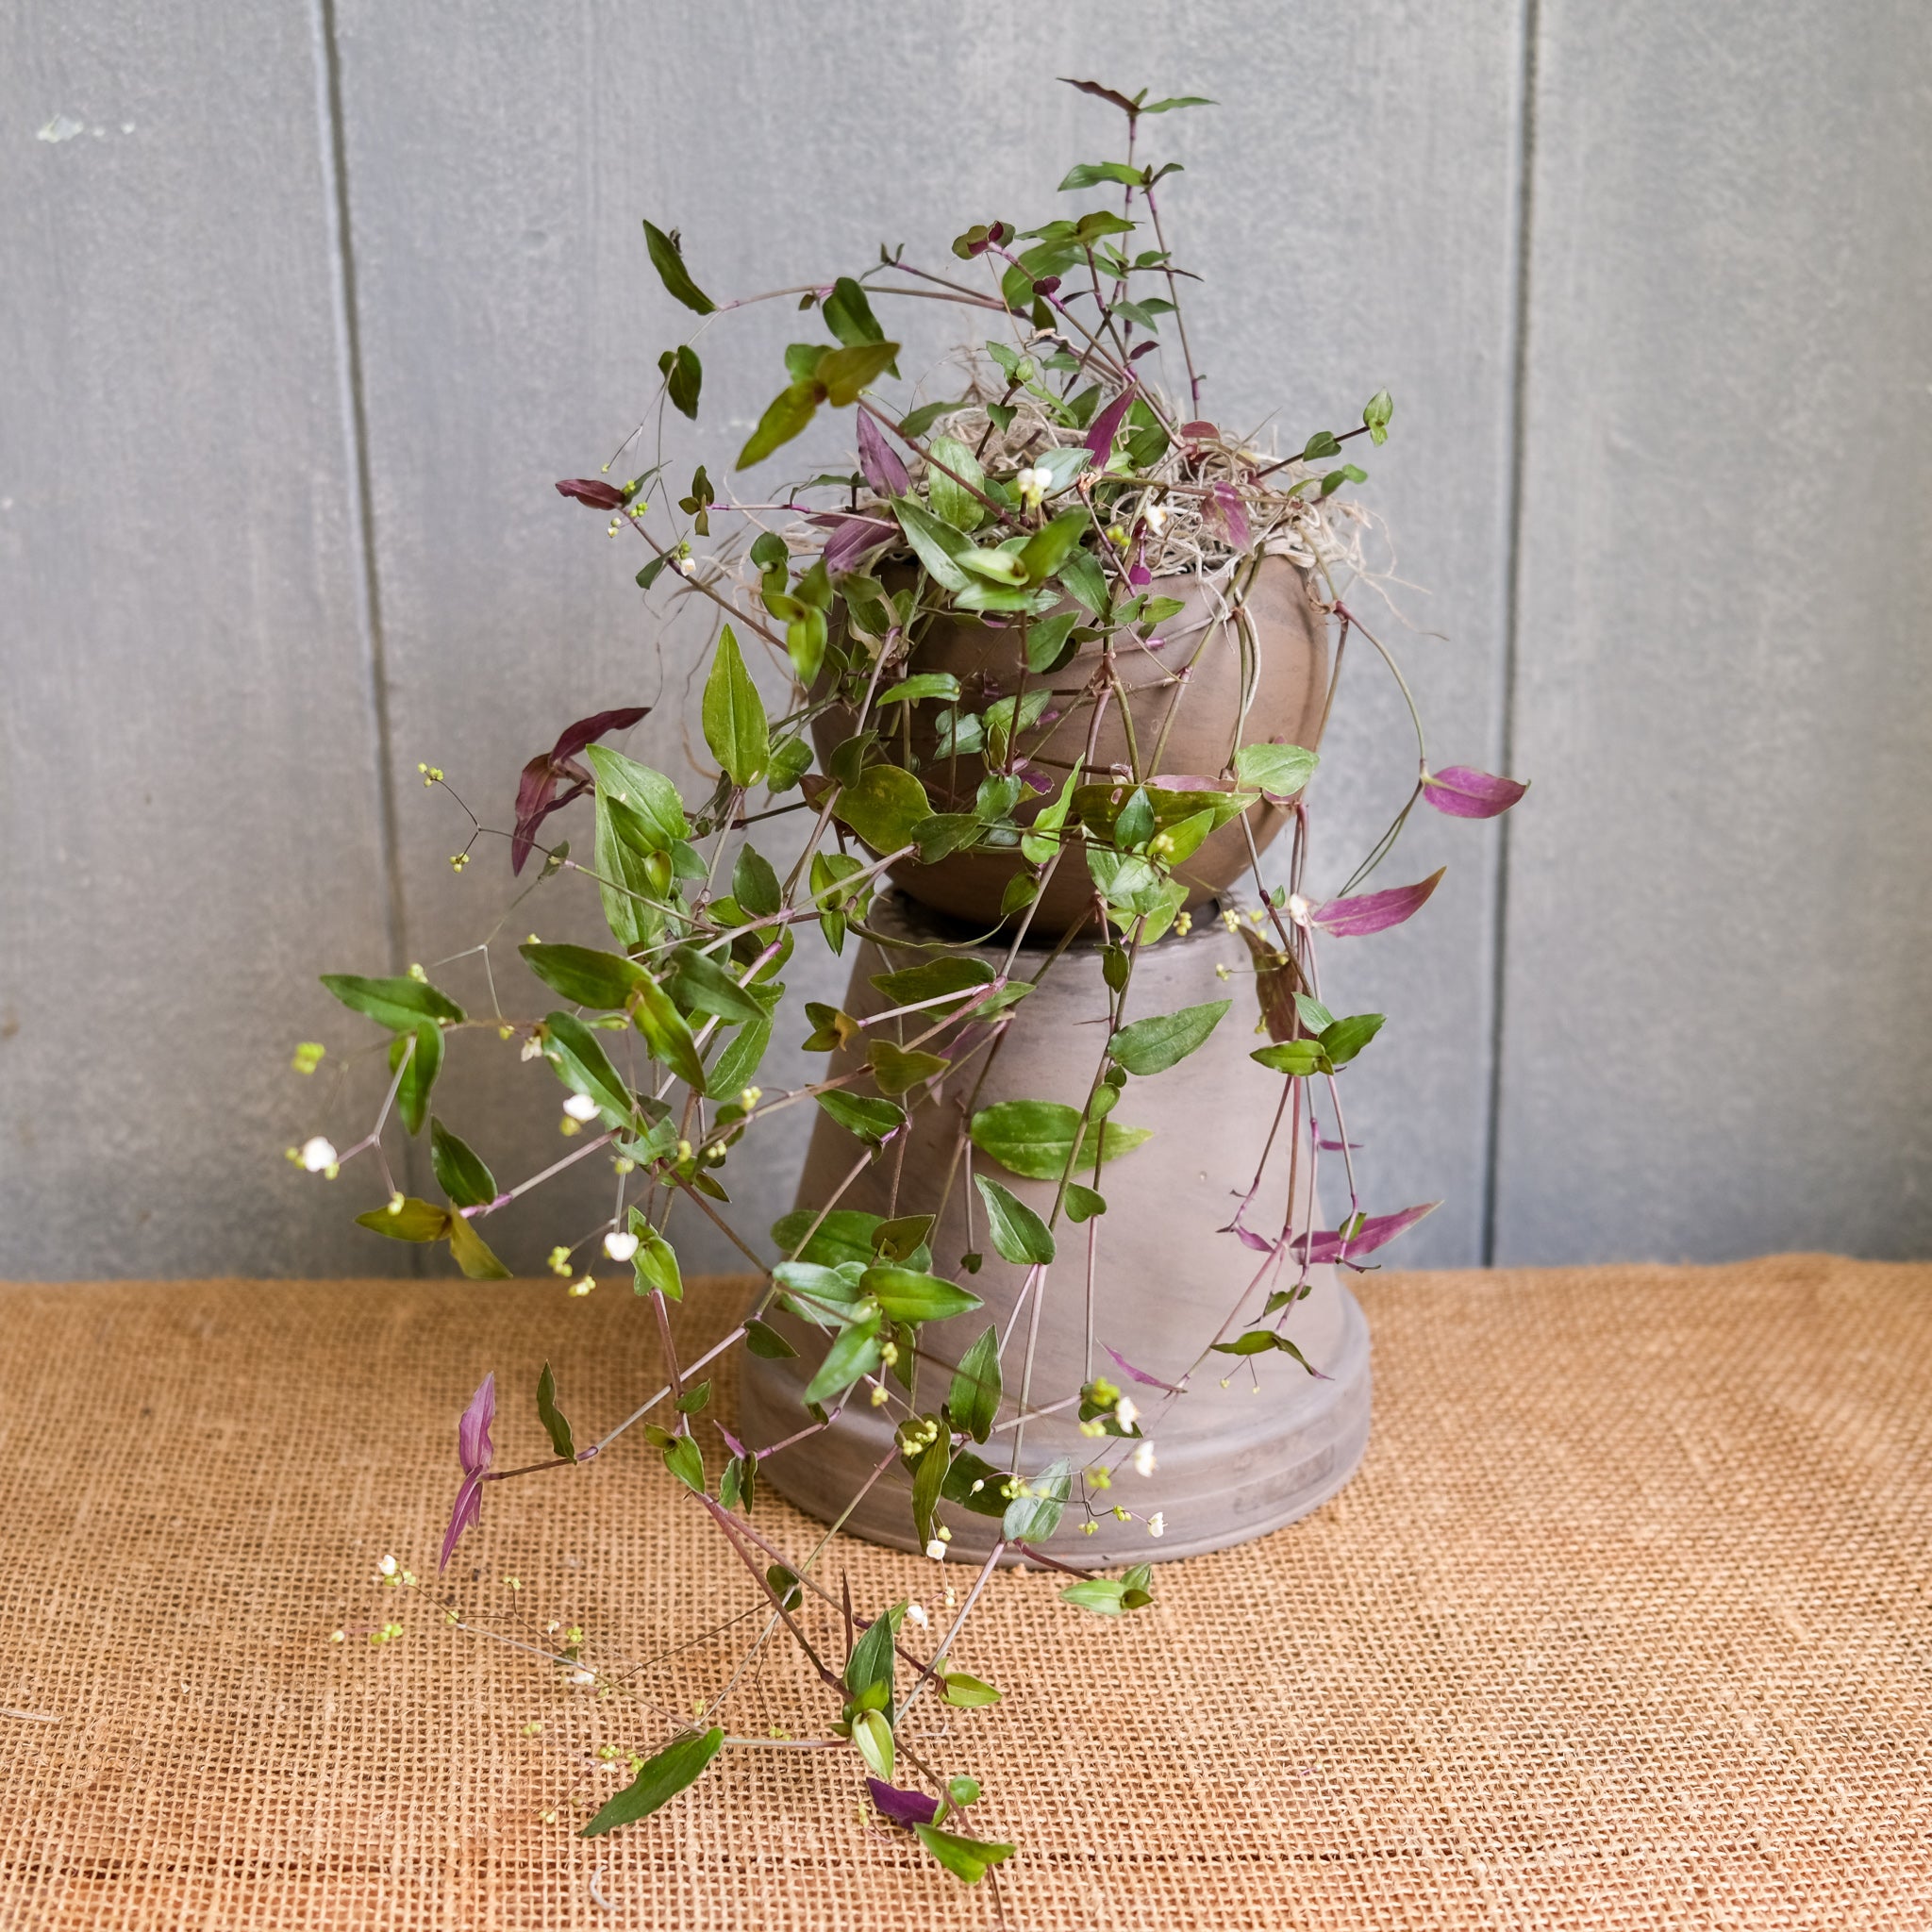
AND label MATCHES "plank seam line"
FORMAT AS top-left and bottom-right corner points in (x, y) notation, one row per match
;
(1481, 0), (1541, 1267)
(311, 0), (407, 976)
(311, 0), (423, 1247)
